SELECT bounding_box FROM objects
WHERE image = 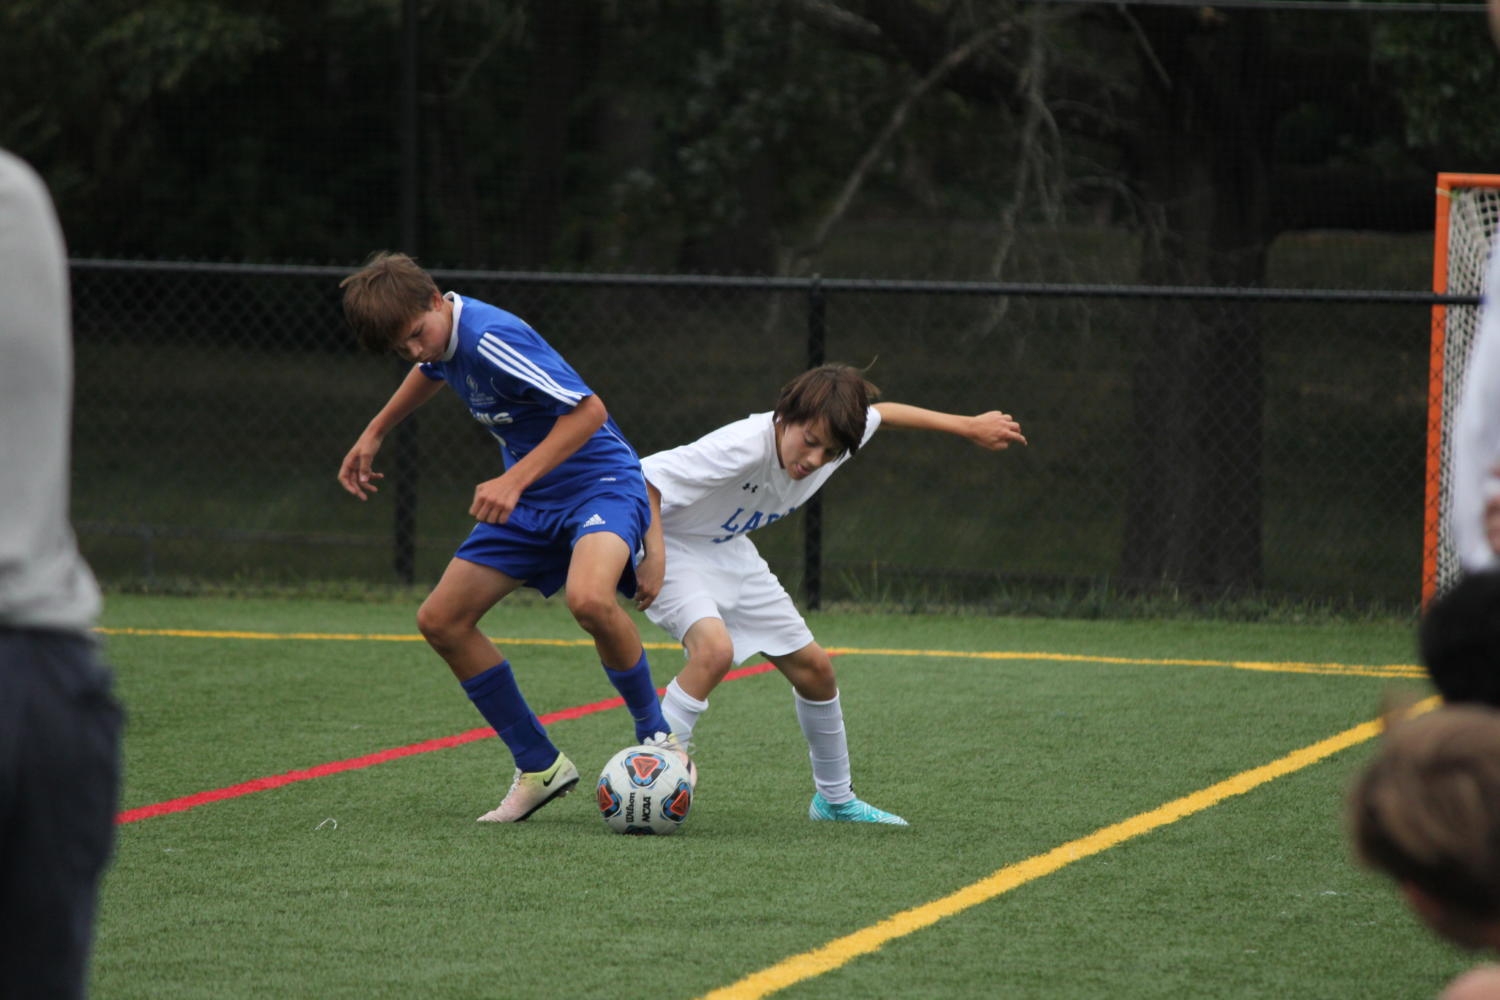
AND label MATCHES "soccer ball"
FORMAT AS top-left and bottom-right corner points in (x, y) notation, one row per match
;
(596, 743), (693, 835)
